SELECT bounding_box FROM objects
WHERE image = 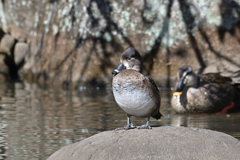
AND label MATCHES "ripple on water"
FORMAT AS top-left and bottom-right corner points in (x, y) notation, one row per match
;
(0, 82), (239, 159)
